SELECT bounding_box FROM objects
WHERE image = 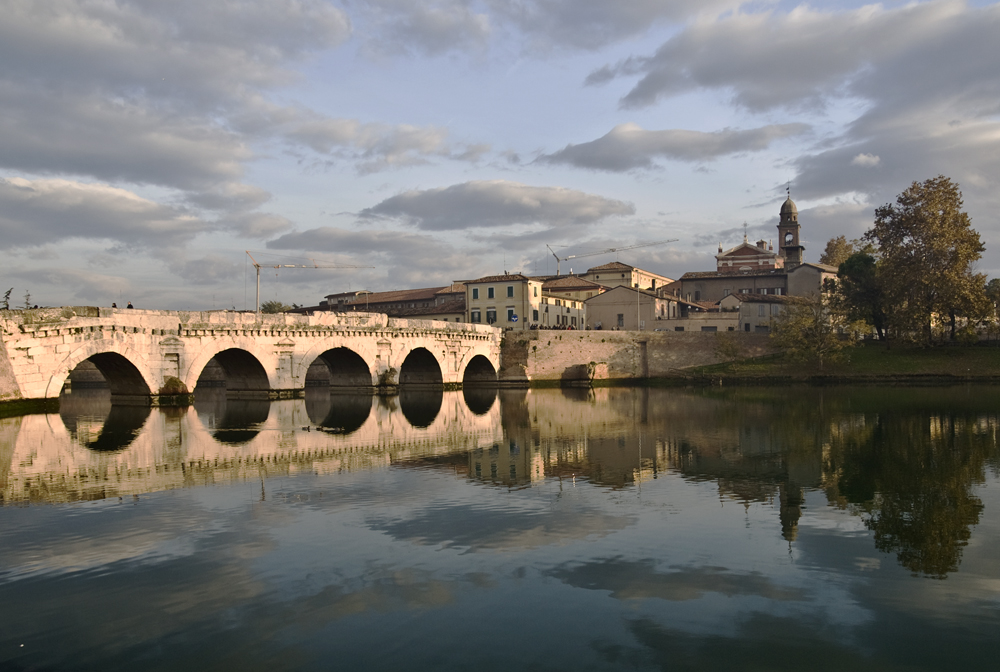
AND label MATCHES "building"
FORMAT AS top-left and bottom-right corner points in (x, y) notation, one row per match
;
(541, 275), (606, 302)
(734, 294), (799, 333)
(584, 285), (672, 331)
(675, 196), (833, 303)
(464, 274), (543, 331)
(581, 261), (673, 292)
